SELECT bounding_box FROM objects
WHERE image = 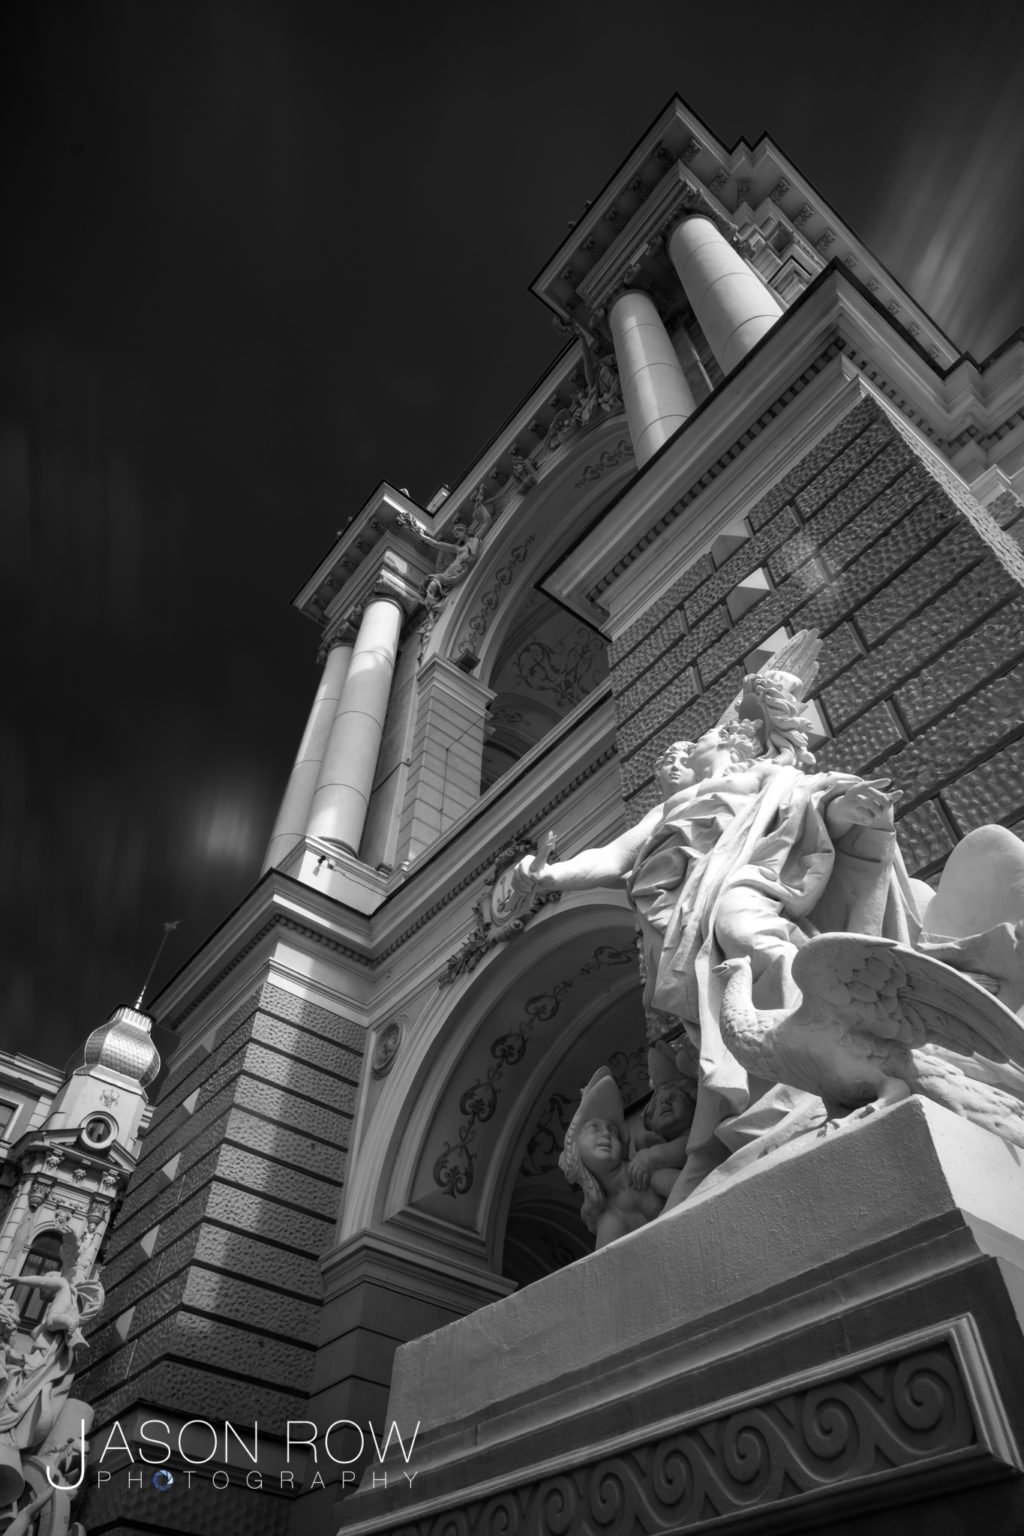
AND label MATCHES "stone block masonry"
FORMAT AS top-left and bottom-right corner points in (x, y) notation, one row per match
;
(612, 397), (1024, 878)
(79, 979), (362, 1534)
